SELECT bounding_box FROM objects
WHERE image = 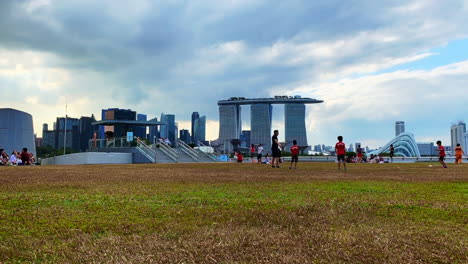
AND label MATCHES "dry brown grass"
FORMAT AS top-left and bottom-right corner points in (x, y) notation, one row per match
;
(0, 162), (467, 263)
